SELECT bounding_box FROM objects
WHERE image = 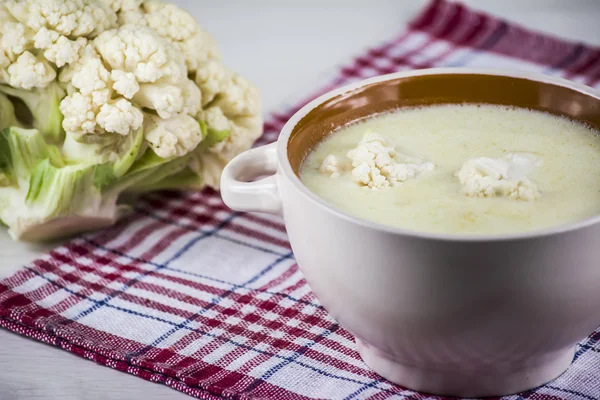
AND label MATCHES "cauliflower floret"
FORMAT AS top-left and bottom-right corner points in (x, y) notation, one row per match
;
(347, 131), (434, 189)
(33, 27), (87, 67)
(0, 18), (34, 56)
(60, 88), (140, 137)
(116, 0), (221, 73)
(133, 83), (183, 119)
(195, 60), (230, 106)
(351, 160), (387, 188)
(202, 105), (231, 132)
(144, 114), (202, 158)
(186, 59), (263, 190)
(90, 88), (111, 106)
(60, 92), (98, 134)
(196, 61), (261, 125)
(58, 42), (95, 82)
(202, 106), (262, 162)
(7, 51), (56, 89)
(188, 106), (262, 190)
(213, 73), (261, 118)
(132, 78), (200, 119)
(457, 156), (541, 201)
(194, 61), (262, 161)
(195, 68), (262, 160)
(175, 29), (221, 74)
(180, 78), (201, 116)
(94, 24), (186, 84)
(4, 0), (117, 38)
(110, 69), (139, 99)
(511, 182), (540, 201)
(70, 51), (111, 95)
(0, 6), (36, 85)
(320, 155), (348, 178)
(97, 98), (143, 135)
(135, 1), (196, 41)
